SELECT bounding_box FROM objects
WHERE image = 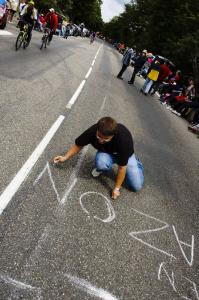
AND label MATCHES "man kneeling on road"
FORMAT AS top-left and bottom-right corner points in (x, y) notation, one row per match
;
(53, 117), (144, 200)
